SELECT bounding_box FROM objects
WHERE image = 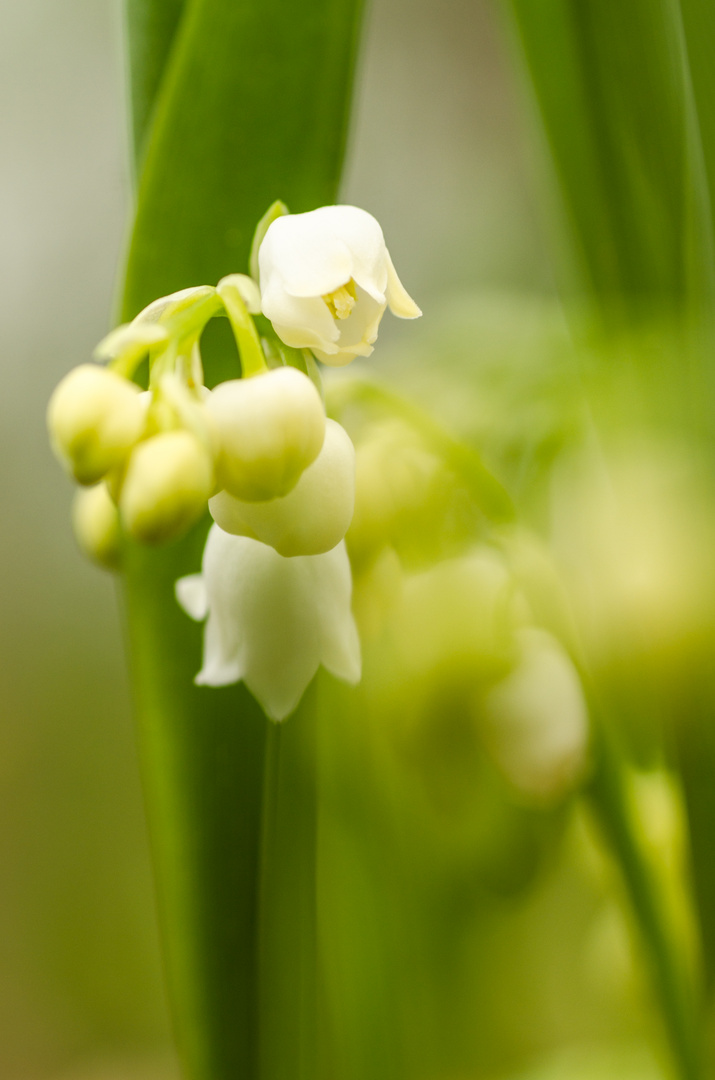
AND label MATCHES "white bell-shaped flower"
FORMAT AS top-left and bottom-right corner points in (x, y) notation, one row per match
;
(208, 419), (355, 556)
(205, 367), (326, 501)
(481, 628), (590, 802)
(258, 205), (421, 365)
(176, 525), (361, 721)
